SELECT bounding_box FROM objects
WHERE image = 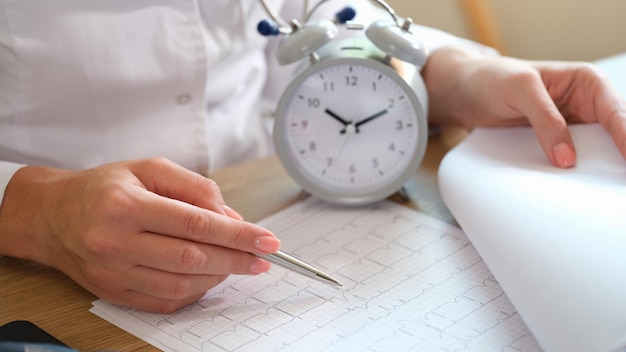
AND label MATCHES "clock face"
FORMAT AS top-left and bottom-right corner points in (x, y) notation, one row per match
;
(274, 57), (427, 205)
